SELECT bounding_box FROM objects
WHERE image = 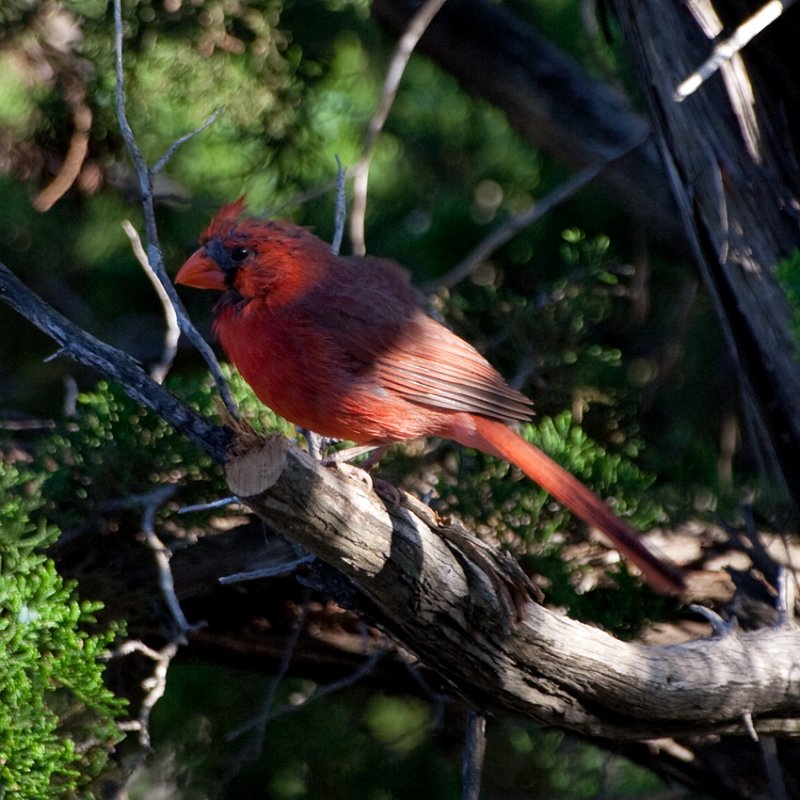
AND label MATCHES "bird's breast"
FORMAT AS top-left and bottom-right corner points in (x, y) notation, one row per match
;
(213, 302), (456, 444)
